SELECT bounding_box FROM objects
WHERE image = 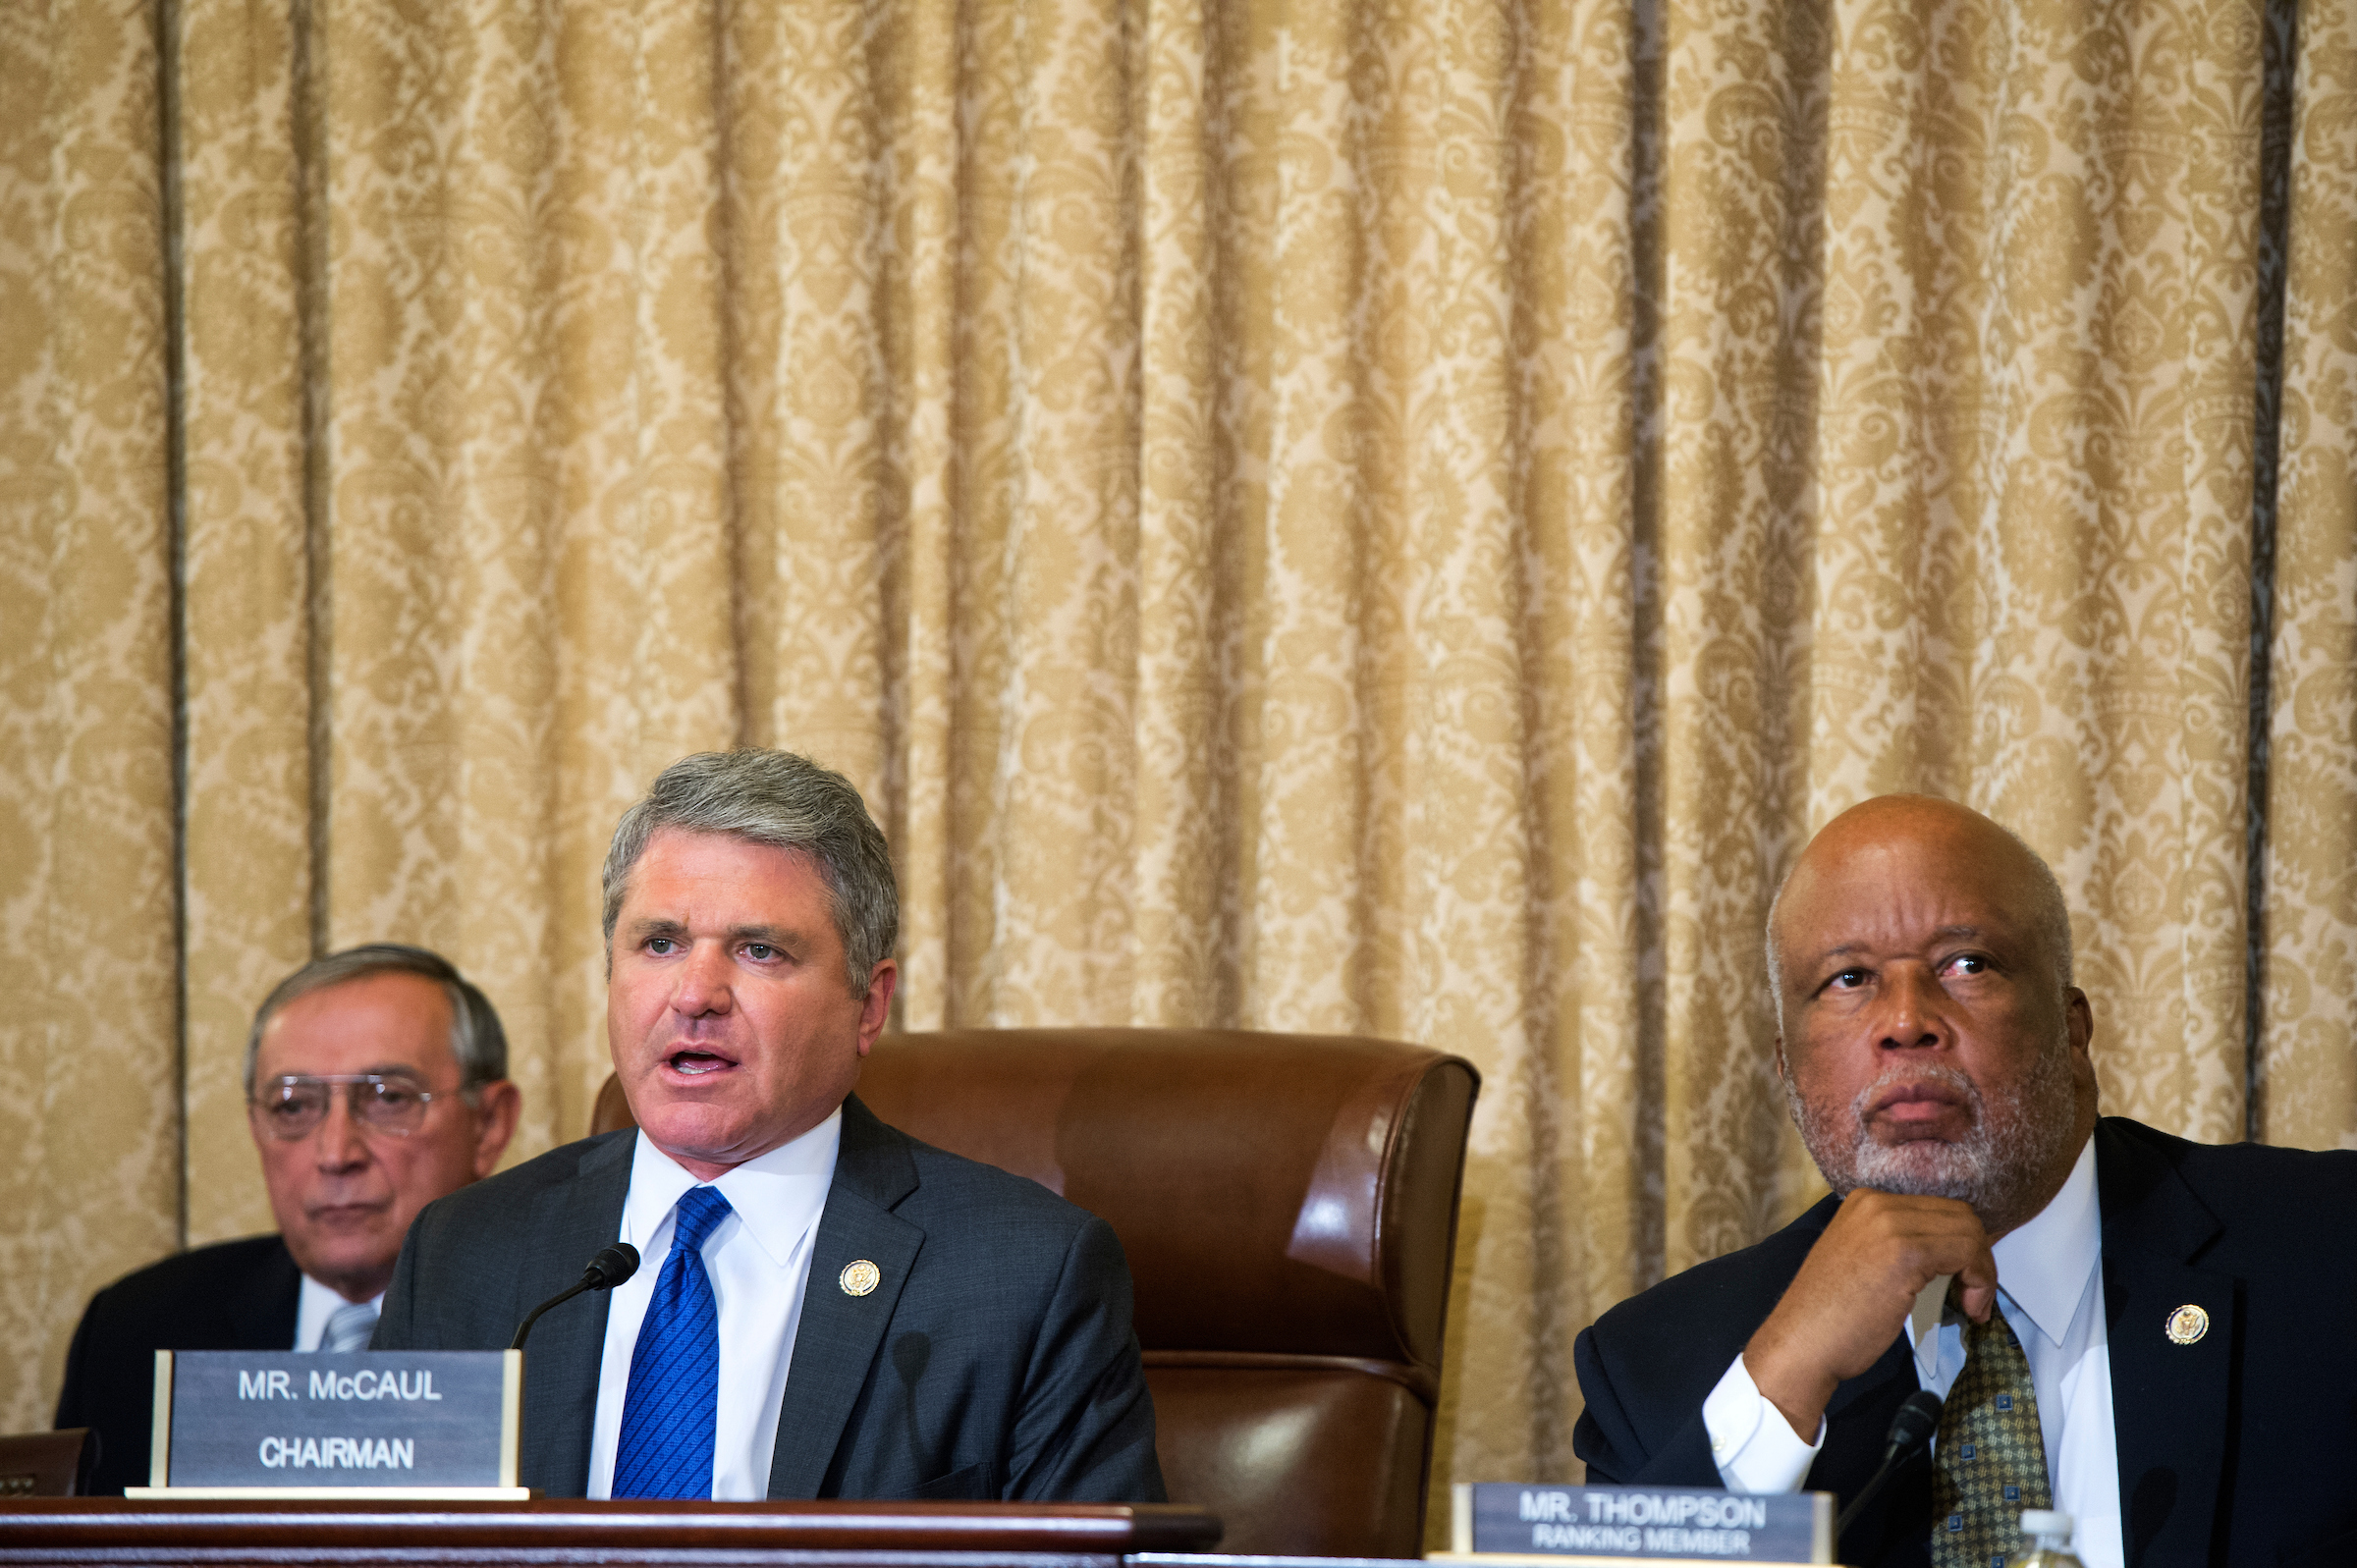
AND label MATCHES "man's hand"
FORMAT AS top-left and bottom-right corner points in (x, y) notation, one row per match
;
(1742, 1189), (1997, 1442)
